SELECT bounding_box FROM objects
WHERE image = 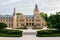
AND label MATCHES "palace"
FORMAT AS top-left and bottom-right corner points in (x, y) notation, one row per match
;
(0, 4), (47, 29)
